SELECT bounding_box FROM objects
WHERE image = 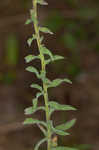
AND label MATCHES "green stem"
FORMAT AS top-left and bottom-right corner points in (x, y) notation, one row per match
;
(32, 0), (51, 150)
